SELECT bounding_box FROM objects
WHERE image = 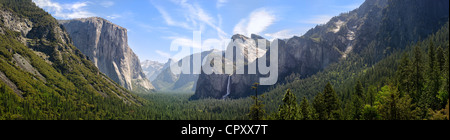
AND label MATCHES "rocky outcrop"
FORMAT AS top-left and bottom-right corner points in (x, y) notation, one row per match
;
(141, 60), (164, 81)
(194, 0), (449, 100)
(0, 9), (33, 37)
(152, 50), (219, 92)
(192, 34), (270, 99)
(59, 17), (154, 92)
(192, 0), (390, 99)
